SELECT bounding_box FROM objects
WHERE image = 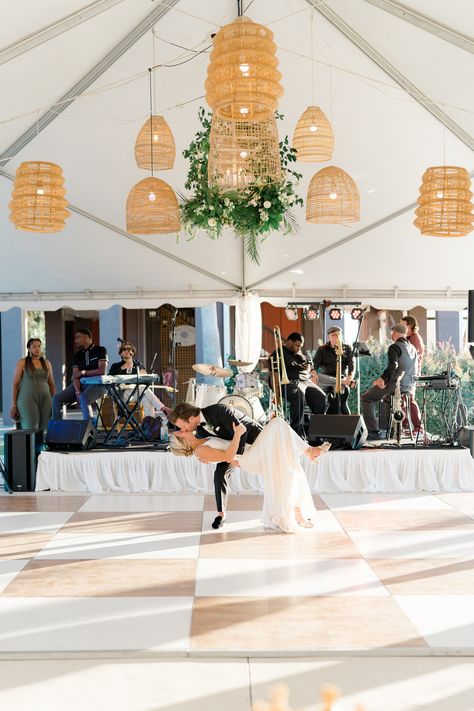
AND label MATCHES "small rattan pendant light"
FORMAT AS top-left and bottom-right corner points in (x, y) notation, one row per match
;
(306, 166), (359, 224)
(135, 115), (175, 171)
(9, 160), (70, 232)
(414, 166), (474, 237)
(205, 2), (283, 121)
(293, 106), (334, 162)
(126, 68), (180, 234)
(126, 177), (180, 234)
(292, 13), (333, 162)
(208, 113), (281, 190)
